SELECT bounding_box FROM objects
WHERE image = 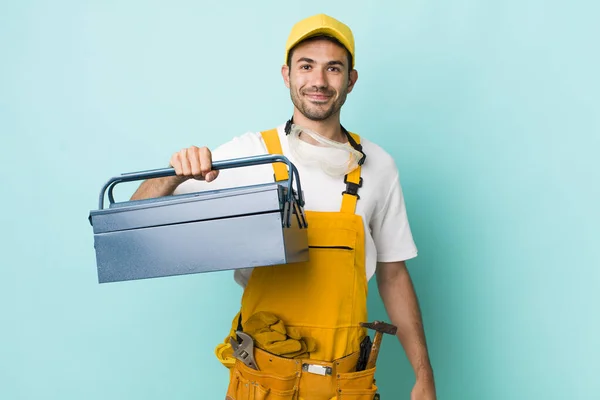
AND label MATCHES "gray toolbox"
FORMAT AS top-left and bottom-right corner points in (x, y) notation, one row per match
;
(89, 155), (309, 283)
